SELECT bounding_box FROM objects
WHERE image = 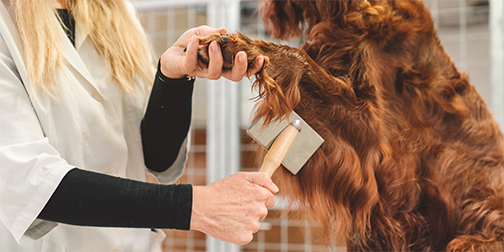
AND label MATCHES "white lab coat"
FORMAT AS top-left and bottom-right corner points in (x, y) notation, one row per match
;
(0, 1), (188, 251)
